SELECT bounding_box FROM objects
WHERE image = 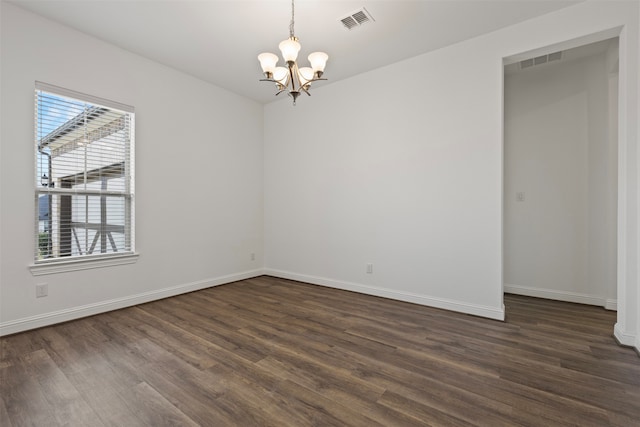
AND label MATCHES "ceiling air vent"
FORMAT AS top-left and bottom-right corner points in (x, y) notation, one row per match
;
(339, 7), (374, 30)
